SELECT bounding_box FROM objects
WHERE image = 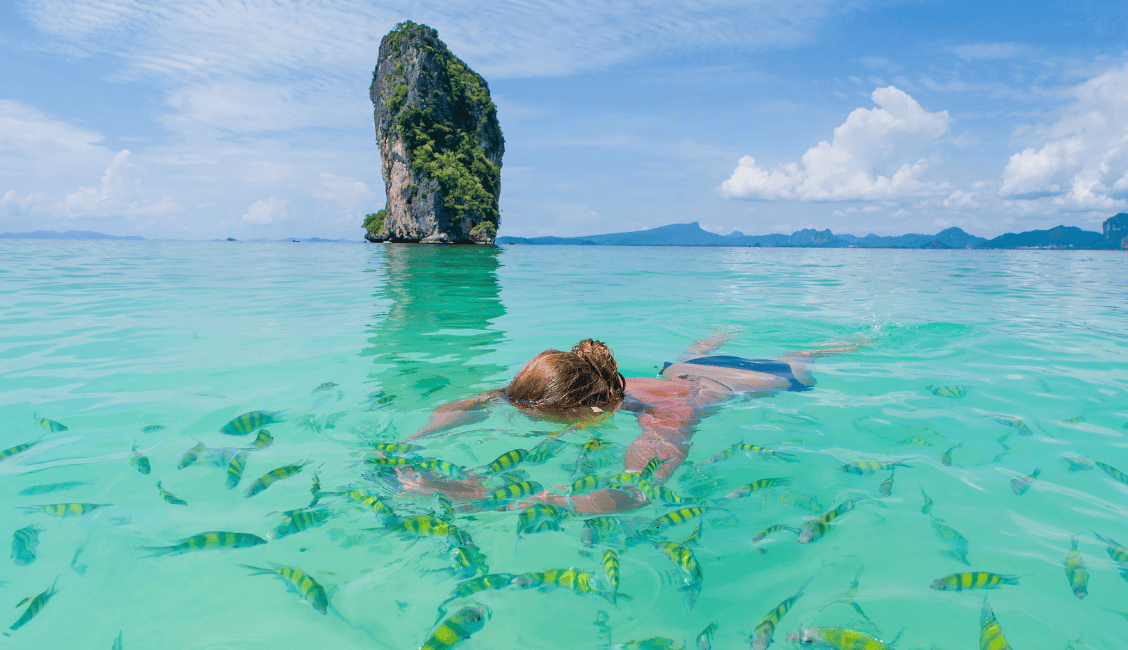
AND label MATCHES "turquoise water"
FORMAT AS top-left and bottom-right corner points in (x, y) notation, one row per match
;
(1, 240), (1127, 649)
